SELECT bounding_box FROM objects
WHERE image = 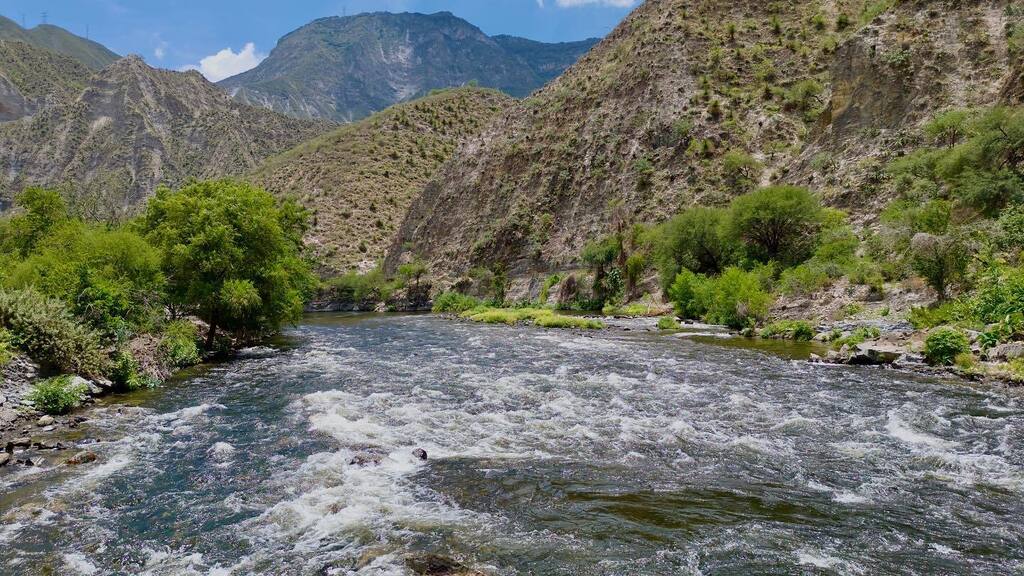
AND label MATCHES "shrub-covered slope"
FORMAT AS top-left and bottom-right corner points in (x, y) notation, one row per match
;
(250, 87), (513, 274)
(0, 15), (119, 70)
(387, 0), (1023, 286)
(0, 56), (329, 219)
(0, 40), (92, 121)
